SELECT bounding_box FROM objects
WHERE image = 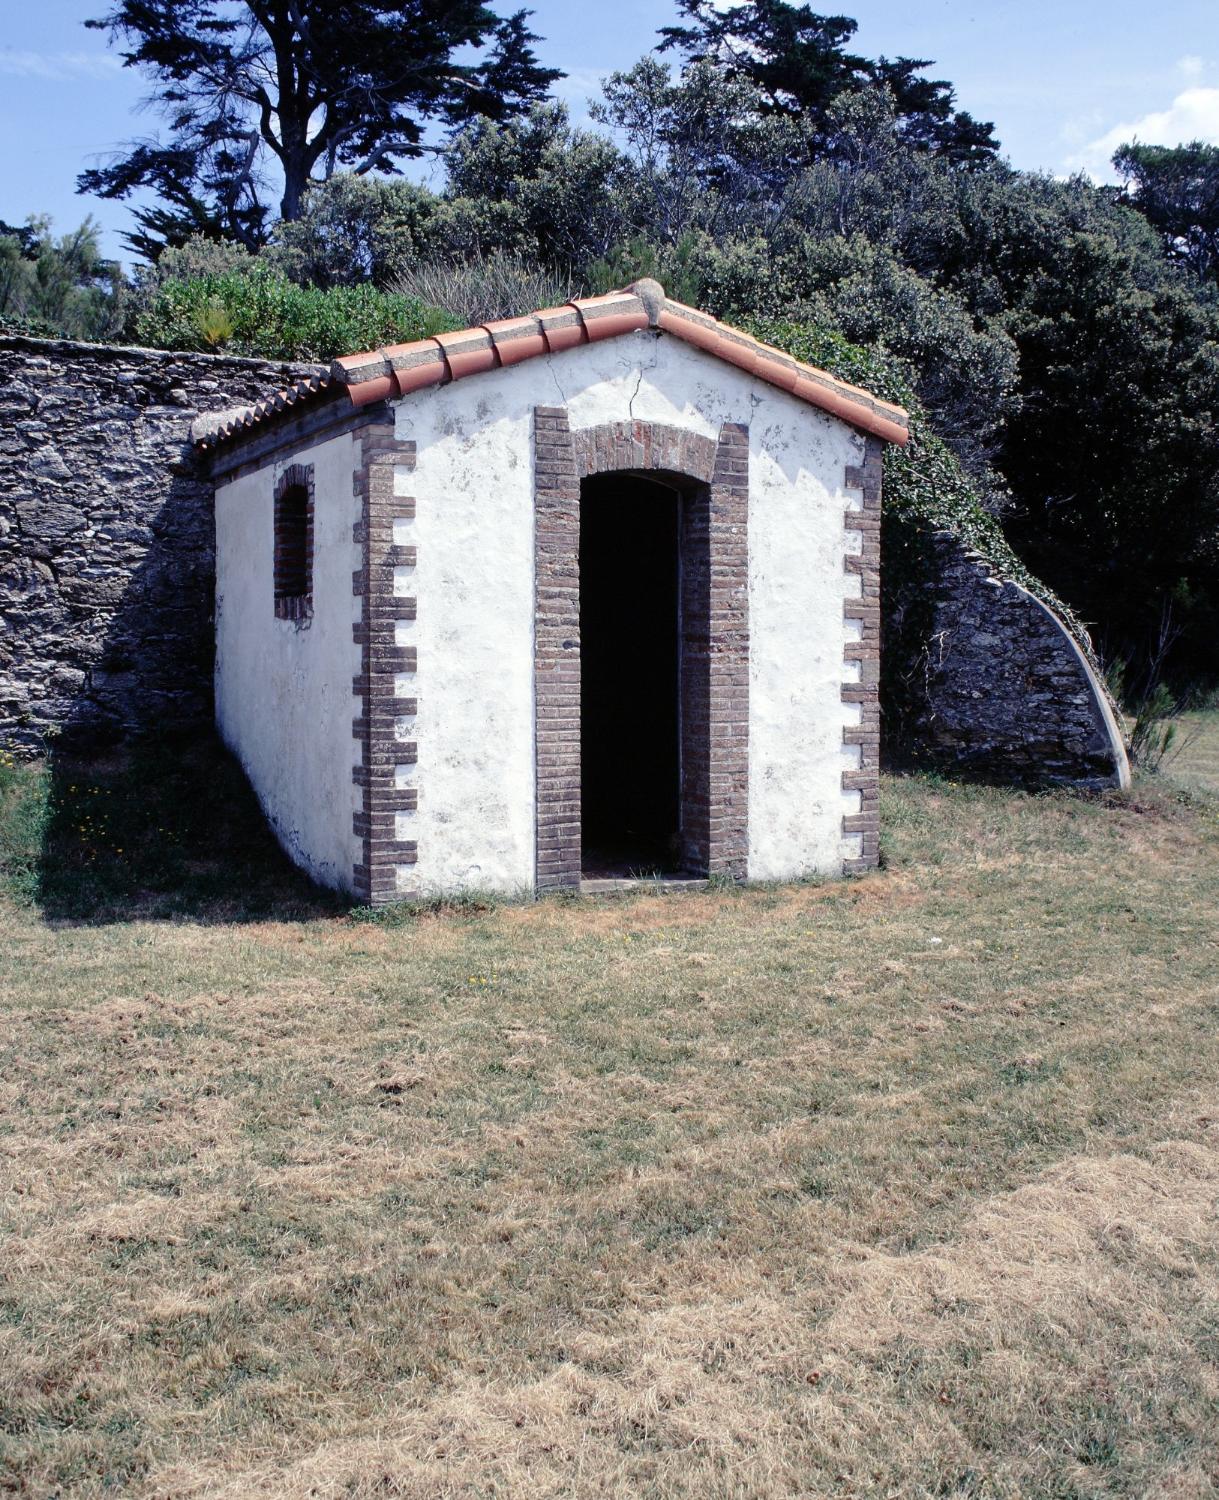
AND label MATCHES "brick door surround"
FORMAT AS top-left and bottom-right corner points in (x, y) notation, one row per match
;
(533, 411), (749, 891)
